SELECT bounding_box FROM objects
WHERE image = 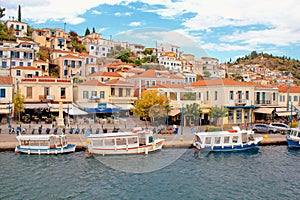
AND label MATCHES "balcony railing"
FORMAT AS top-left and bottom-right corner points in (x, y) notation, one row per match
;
(255, 100), (271, 105)
(235, 99), (246, 105)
